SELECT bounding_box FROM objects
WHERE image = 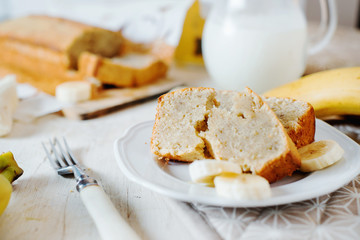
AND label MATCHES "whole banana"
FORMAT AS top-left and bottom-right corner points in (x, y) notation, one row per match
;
(0, 174), (12, 215)
(264, 67), (360, 118)
(0, 152), (23, 216)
